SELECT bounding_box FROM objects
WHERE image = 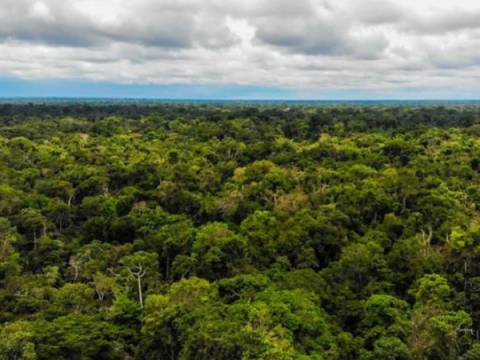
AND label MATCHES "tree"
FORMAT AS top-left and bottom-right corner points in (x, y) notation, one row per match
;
(0, 321), (37, 360)
(192, 222), (248, 279)
(409, 274), (473, 359)
(53, 283), (95, 314)
(120, 251), (159, 309)
(141, 277), (213, 360)
(359, 294), (411, 357)
(33, 315), (127, 360)
(0, 217), (21, 282)
(93, 271), (114, 302)
(16, 208), (48, 250)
